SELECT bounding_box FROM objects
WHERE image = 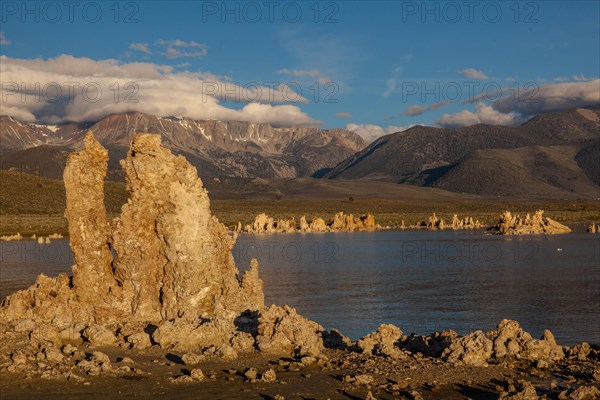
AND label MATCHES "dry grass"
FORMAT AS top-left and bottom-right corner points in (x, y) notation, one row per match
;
(1, 170), (598, 235)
